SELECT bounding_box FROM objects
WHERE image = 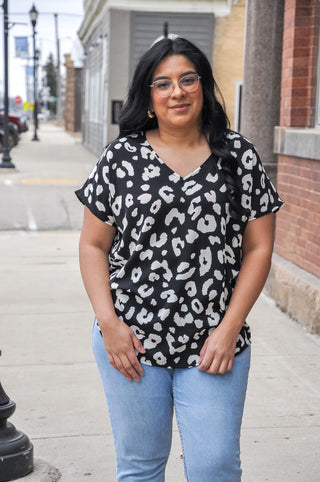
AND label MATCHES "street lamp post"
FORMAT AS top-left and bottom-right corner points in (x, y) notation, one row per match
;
(29, 3), (39, 141)
(0, 0), (15, 168)
(0, 382), (33, 480)
(54, 13), (62, 124)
